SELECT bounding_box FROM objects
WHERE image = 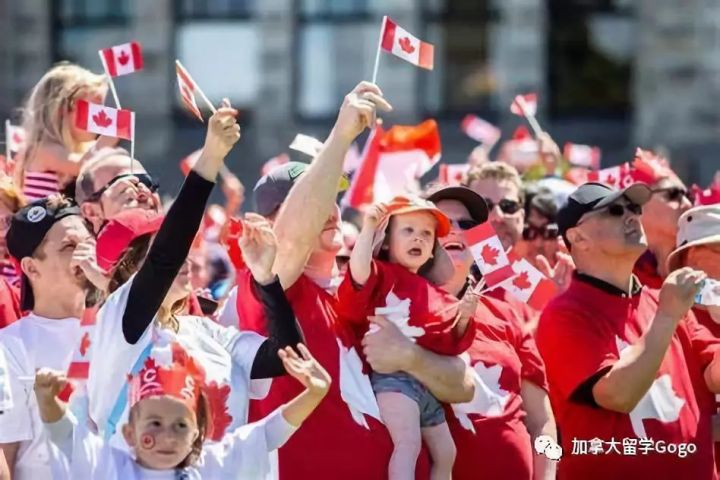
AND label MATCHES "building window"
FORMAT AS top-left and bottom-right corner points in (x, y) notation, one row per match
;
(176, 0), (254, 20)
(55, 0), (130, 27)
